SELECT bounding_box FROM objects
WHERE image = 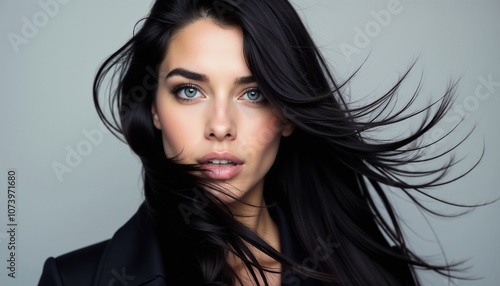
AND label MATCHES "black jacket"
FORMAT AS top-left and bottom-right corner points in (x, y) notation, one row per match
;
(38, 202), (321, 286)
(39, 204), (168, 285)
